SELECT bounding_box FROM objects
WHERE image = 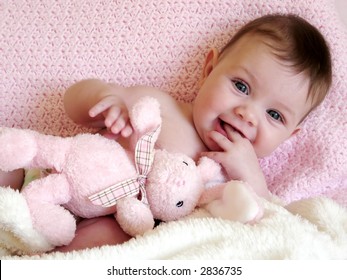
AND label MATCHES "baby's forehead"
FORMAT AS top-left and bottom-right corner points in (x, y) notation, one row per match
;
(222, 33), (278, 53)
